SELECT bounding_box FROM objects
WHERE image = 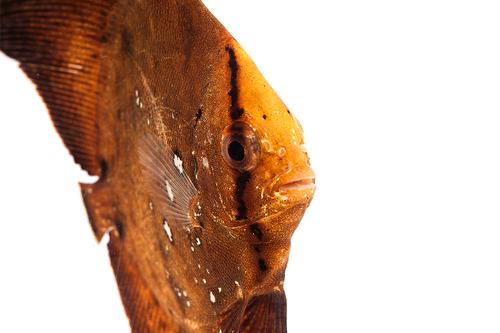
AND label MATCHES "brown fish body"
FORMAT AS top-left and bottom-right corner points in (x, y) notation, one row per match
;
(1, 1), (314, 332)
